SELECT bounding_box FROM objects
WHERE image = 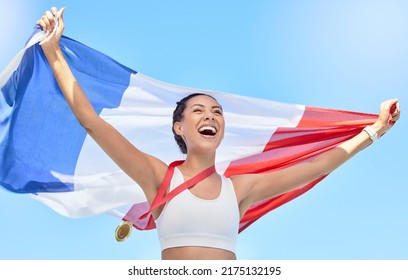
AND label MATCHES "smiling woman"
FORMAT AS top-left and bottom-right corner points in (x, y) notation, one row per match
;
(173, 93), (225, 154)
(1, 2), (405, 262)
(38, 8), (400, 259)
(9, 5), (399, 260)
(172, 93), (224, 154)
